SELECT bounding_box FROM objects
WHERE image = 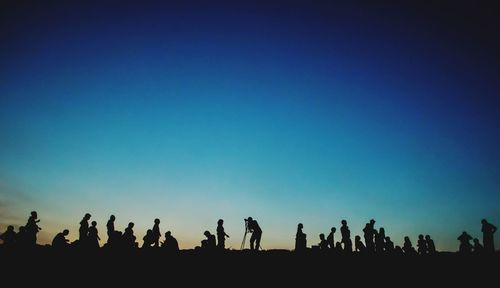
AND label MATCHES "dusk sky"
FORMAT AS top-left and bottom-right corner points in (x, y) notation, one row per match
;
(1, 1), (499, 251)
